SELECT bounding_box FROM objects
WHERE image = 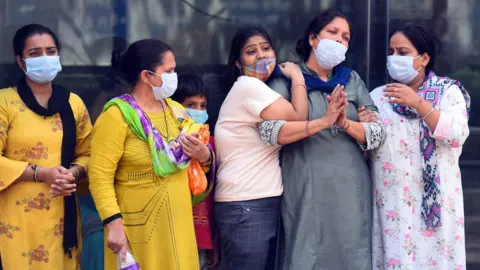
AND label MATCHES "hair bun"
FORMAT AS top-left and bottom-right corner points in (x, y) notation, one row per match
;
(111, 50), (125, 72)
(295, 38), (307, 60)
